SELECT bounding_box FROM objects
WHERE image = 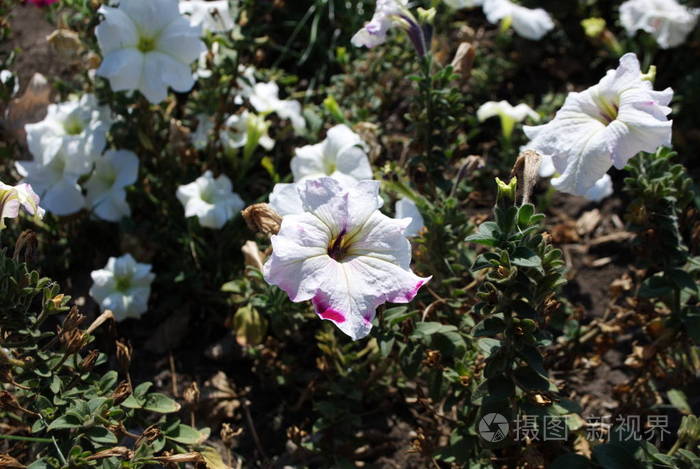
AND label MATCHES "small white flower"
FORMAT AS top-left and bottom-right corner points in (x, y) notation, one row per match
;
(264, 177), (430, 340)
(352, 0), (411, 49)
(443, 0), (483, 9)
(95, 0), (206, 104)
(176, 170), (245, 229)
(524, 53), (672, 197)
(1, 70), (19, 96)
(192, 114), (215, 150)
(16, 148), (93, 216)
(482, 0), (554, 40)
(25, 94), (112, 165)
(90, 253), (155, 321)
(477, 100), (539, 138)
(248, 81), (306, 134)
(620, 0), (699, 49)
(0, 181), (44, 229)
(221, 111), (275, 152)
(85, 150), (139, 222)
(179, 0), (236, 33)
(395, 197), (425, 237)
(291, 124), (372, 184)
